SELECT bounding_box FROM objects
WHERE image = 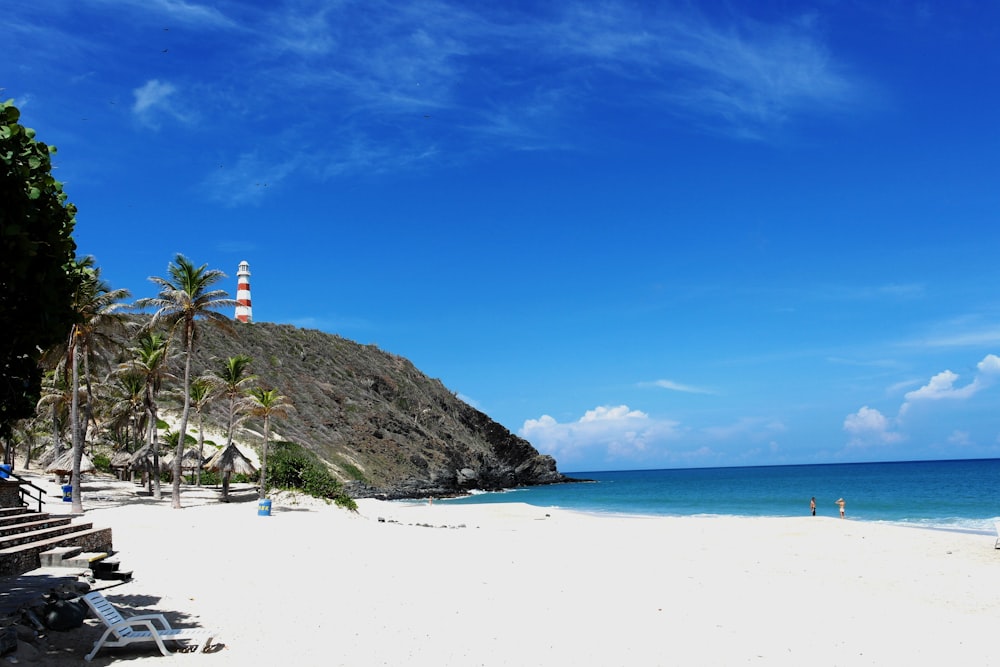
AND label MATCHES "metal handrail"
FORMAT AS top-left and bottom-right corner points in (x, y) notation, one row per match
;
(3, 469), (47, 513)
